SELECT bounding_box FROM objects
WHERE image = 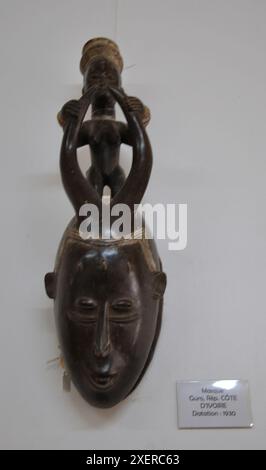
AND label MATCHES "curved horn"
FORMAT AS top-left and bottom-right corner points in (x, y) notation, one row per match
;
(60, 86), (101, 221)
(108, 87), (153, 212)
